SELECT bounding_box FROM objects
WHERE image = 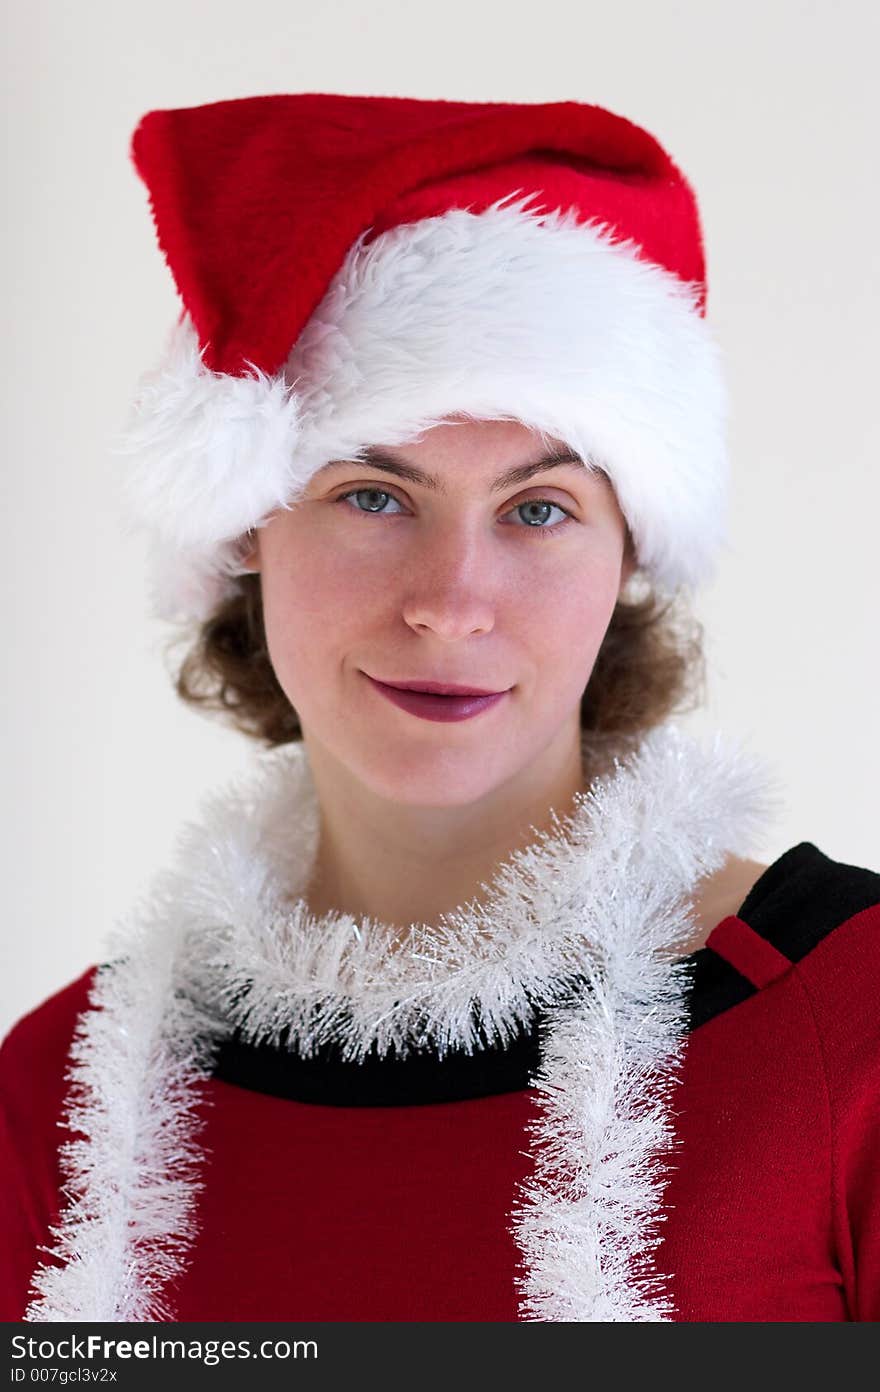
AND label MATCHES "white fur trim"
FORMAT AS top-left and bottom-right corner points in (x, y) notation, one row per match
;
(24, 723), (781, 1321)
(115, 196), (729, 622)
